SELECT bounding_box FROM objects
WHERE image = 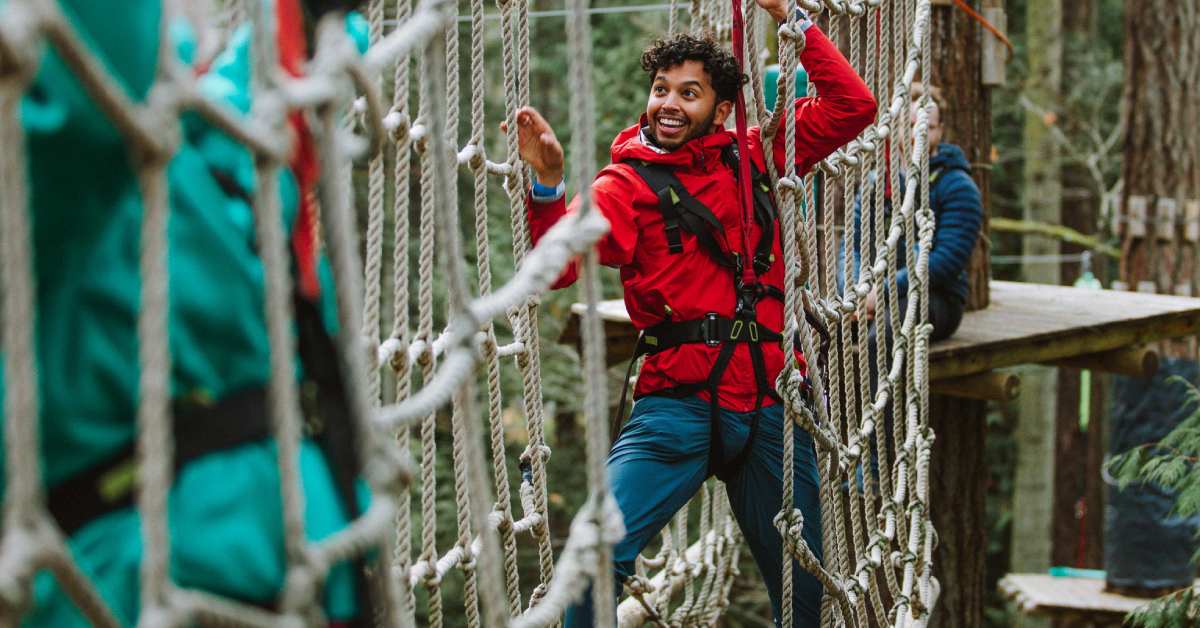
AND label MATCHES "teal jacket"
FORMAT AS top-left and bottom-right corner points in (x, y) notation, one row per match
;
(0, 2), (368, 624)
